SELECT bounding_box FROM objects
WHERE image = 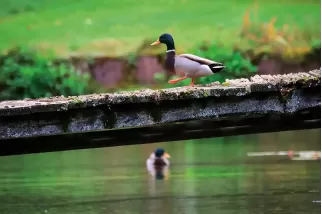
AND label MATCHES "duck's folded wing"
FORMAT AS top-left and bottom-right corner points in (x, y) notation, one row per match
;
(179, 54), (221, 65)
(146, 154), (155, 166)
